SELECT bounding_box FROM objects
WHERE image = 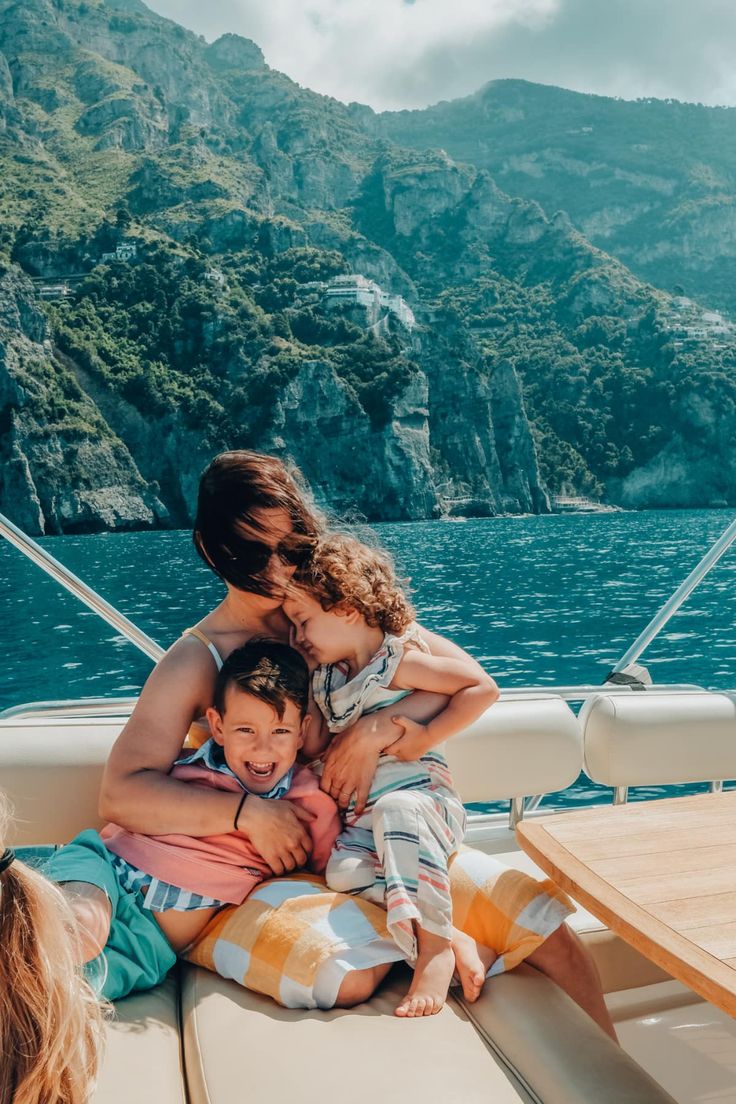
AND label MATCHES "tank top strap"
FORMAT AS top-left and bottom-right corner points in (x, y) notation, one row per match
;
(181, 627), (224, 671)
